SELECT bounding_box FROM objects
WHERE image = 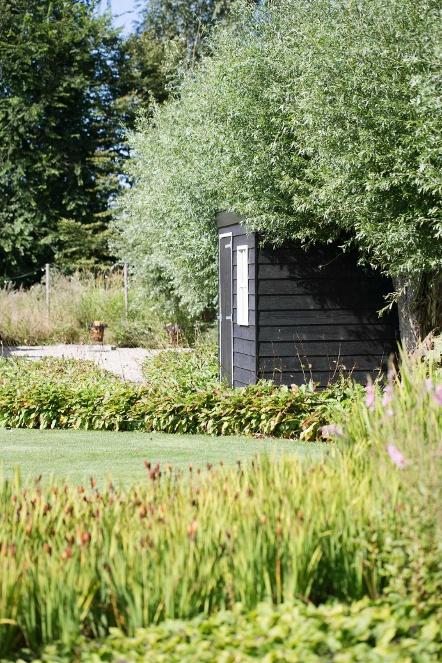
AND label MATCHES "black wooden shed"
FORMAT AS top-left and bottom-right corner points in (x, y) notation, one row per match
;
(218, 212), (400, 387)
